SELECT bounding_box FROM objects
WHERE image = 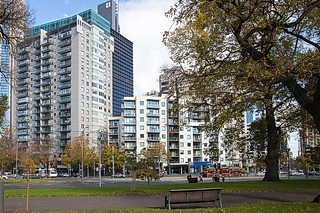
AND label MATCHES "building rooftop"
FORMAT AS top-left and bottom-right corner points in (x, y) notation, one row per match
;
(29, 9), (110, 37)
